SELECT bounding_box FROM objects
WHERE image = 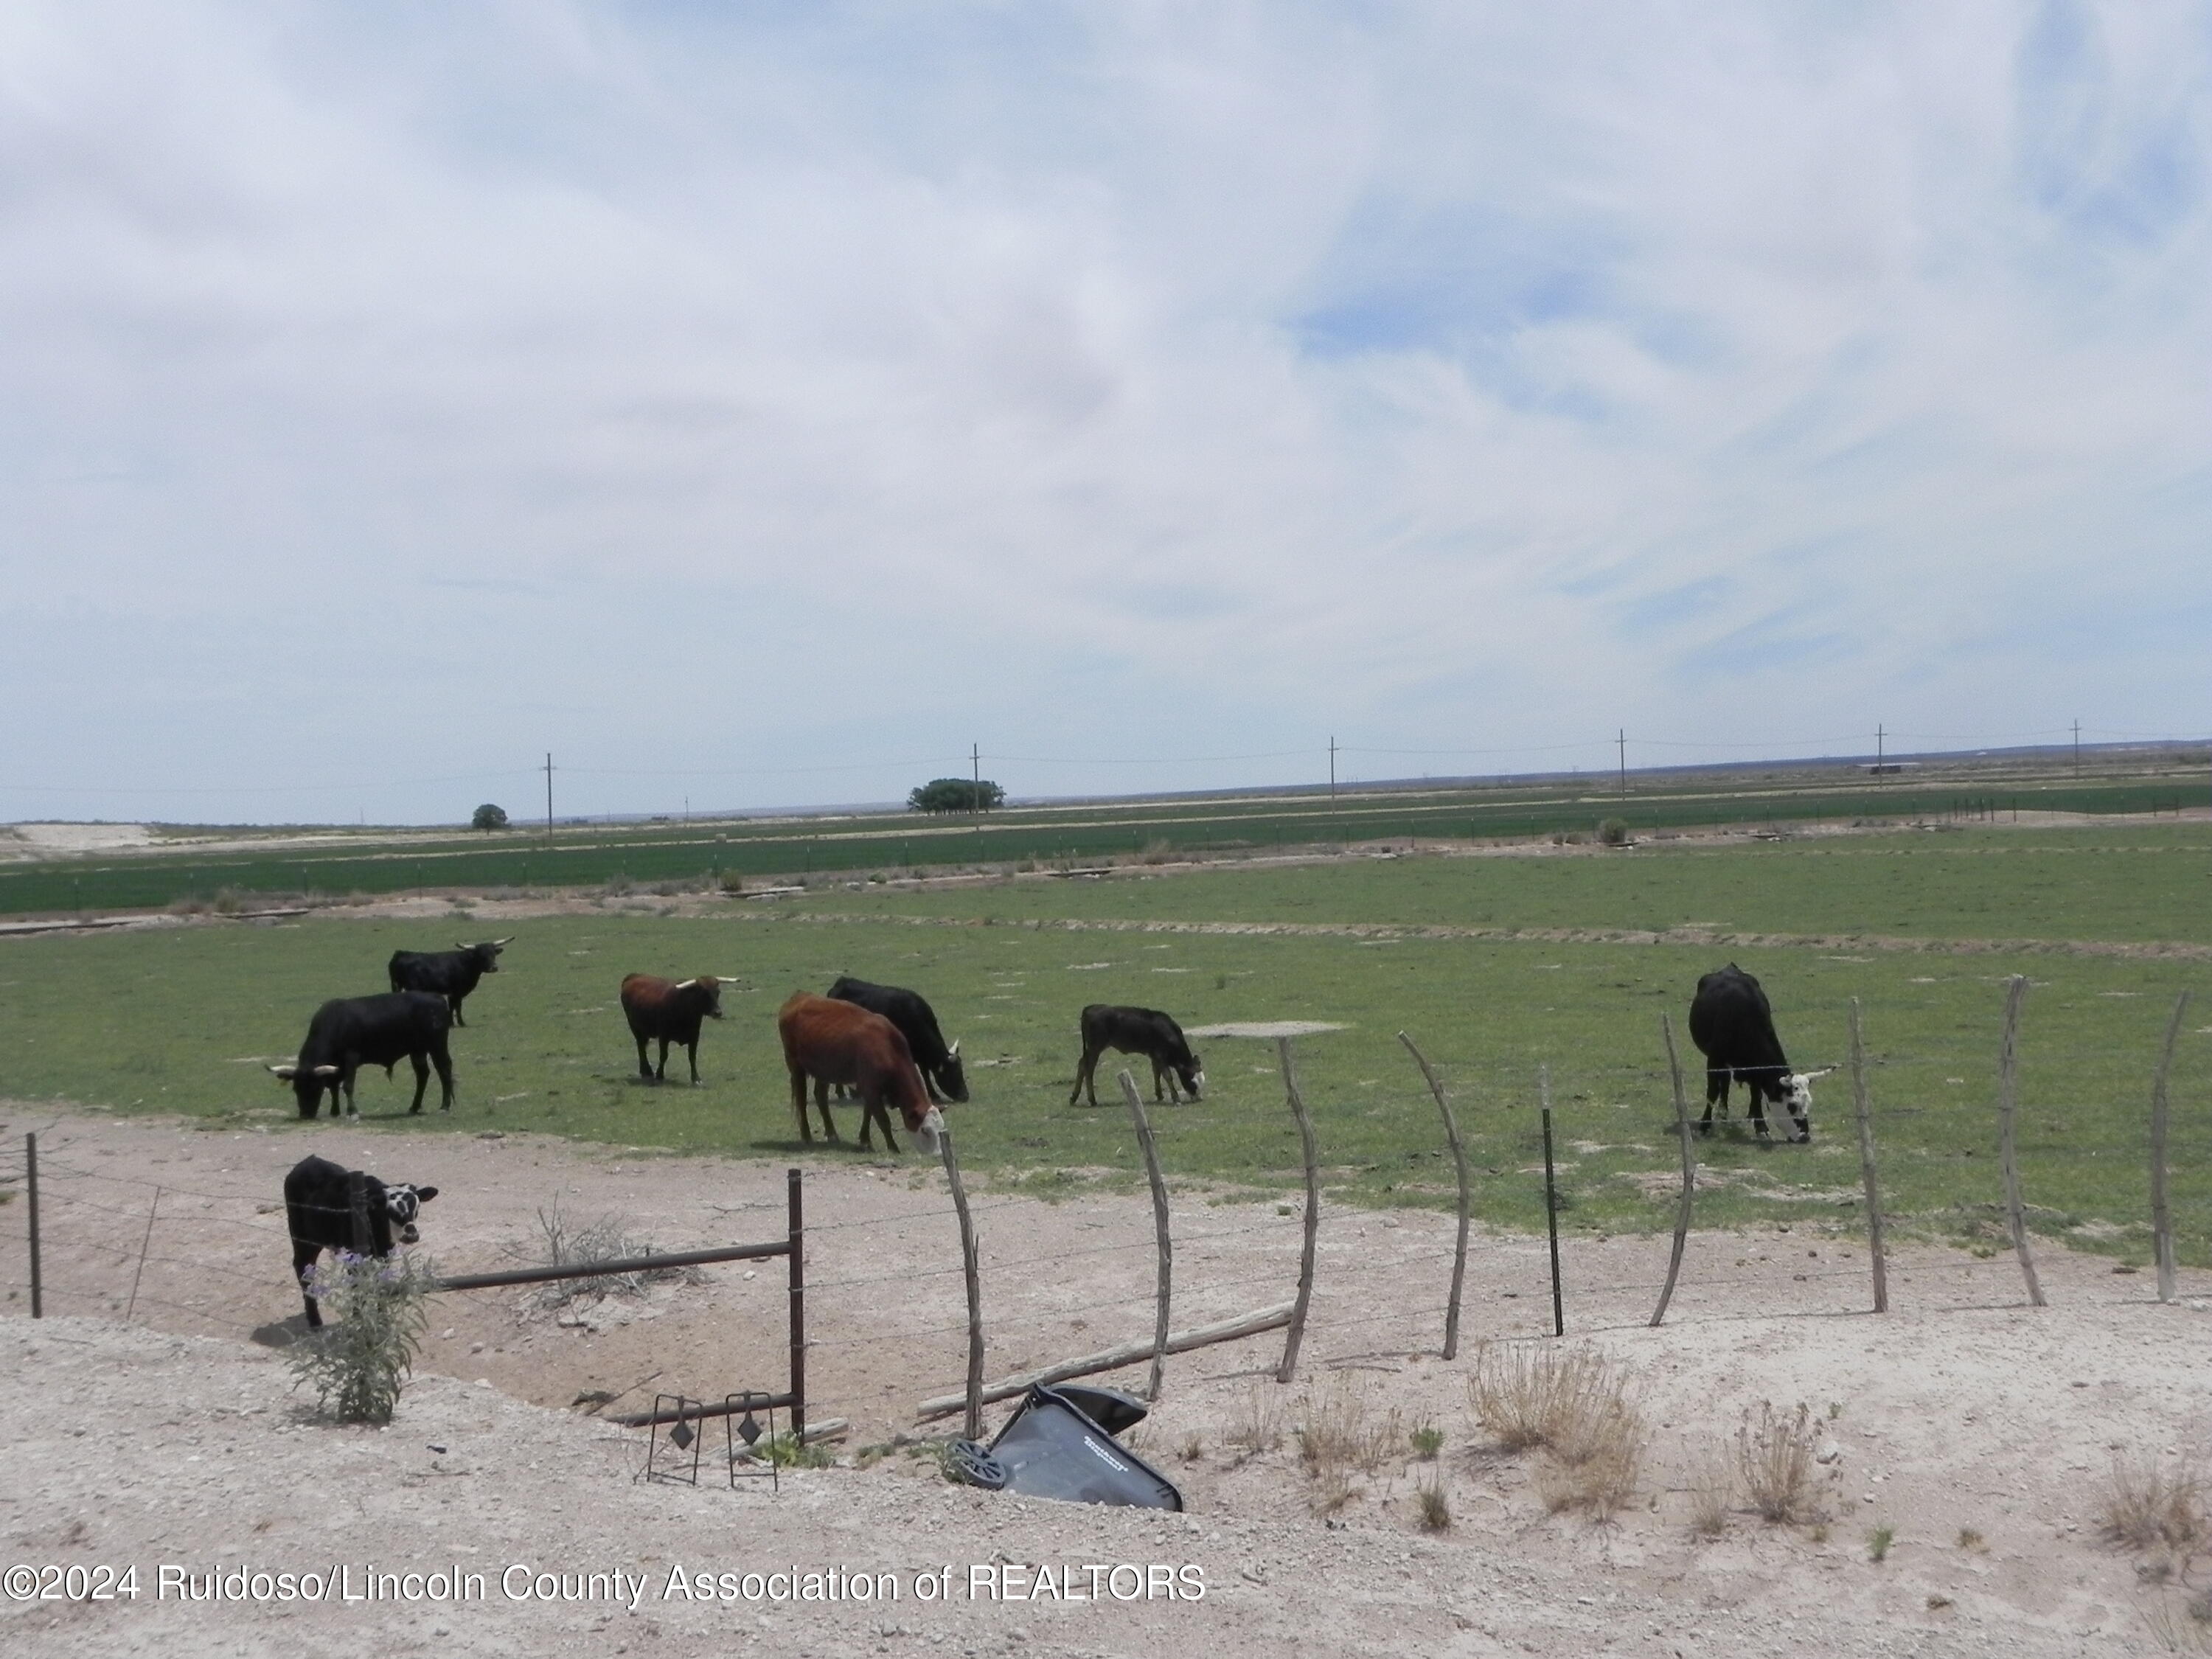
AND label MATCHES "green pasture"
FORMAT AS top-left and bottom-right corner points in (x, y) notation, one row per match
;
(804, 822), (2212, 946)
(2, 833), (2208, 1262)
(0, 768), (2197, 917)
